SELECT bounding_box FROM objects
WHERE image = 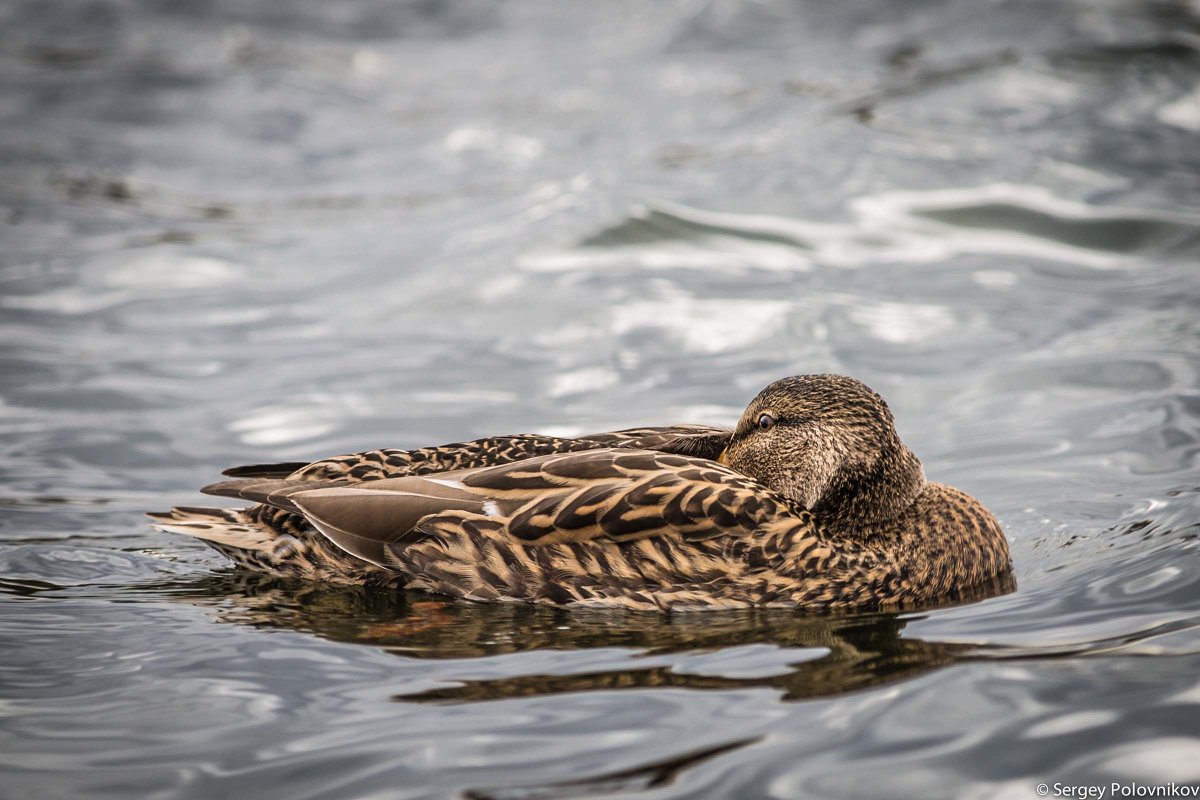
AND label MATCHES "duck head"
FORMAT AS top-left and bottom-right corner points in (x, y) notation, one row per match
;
(721, 375), (926, 535)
